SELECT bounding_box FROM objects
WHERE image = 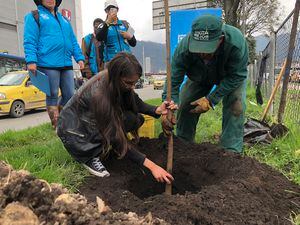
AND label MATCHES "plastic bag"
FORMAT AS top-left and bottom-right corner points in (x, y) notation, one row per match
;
(244, 118), (288, 145)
